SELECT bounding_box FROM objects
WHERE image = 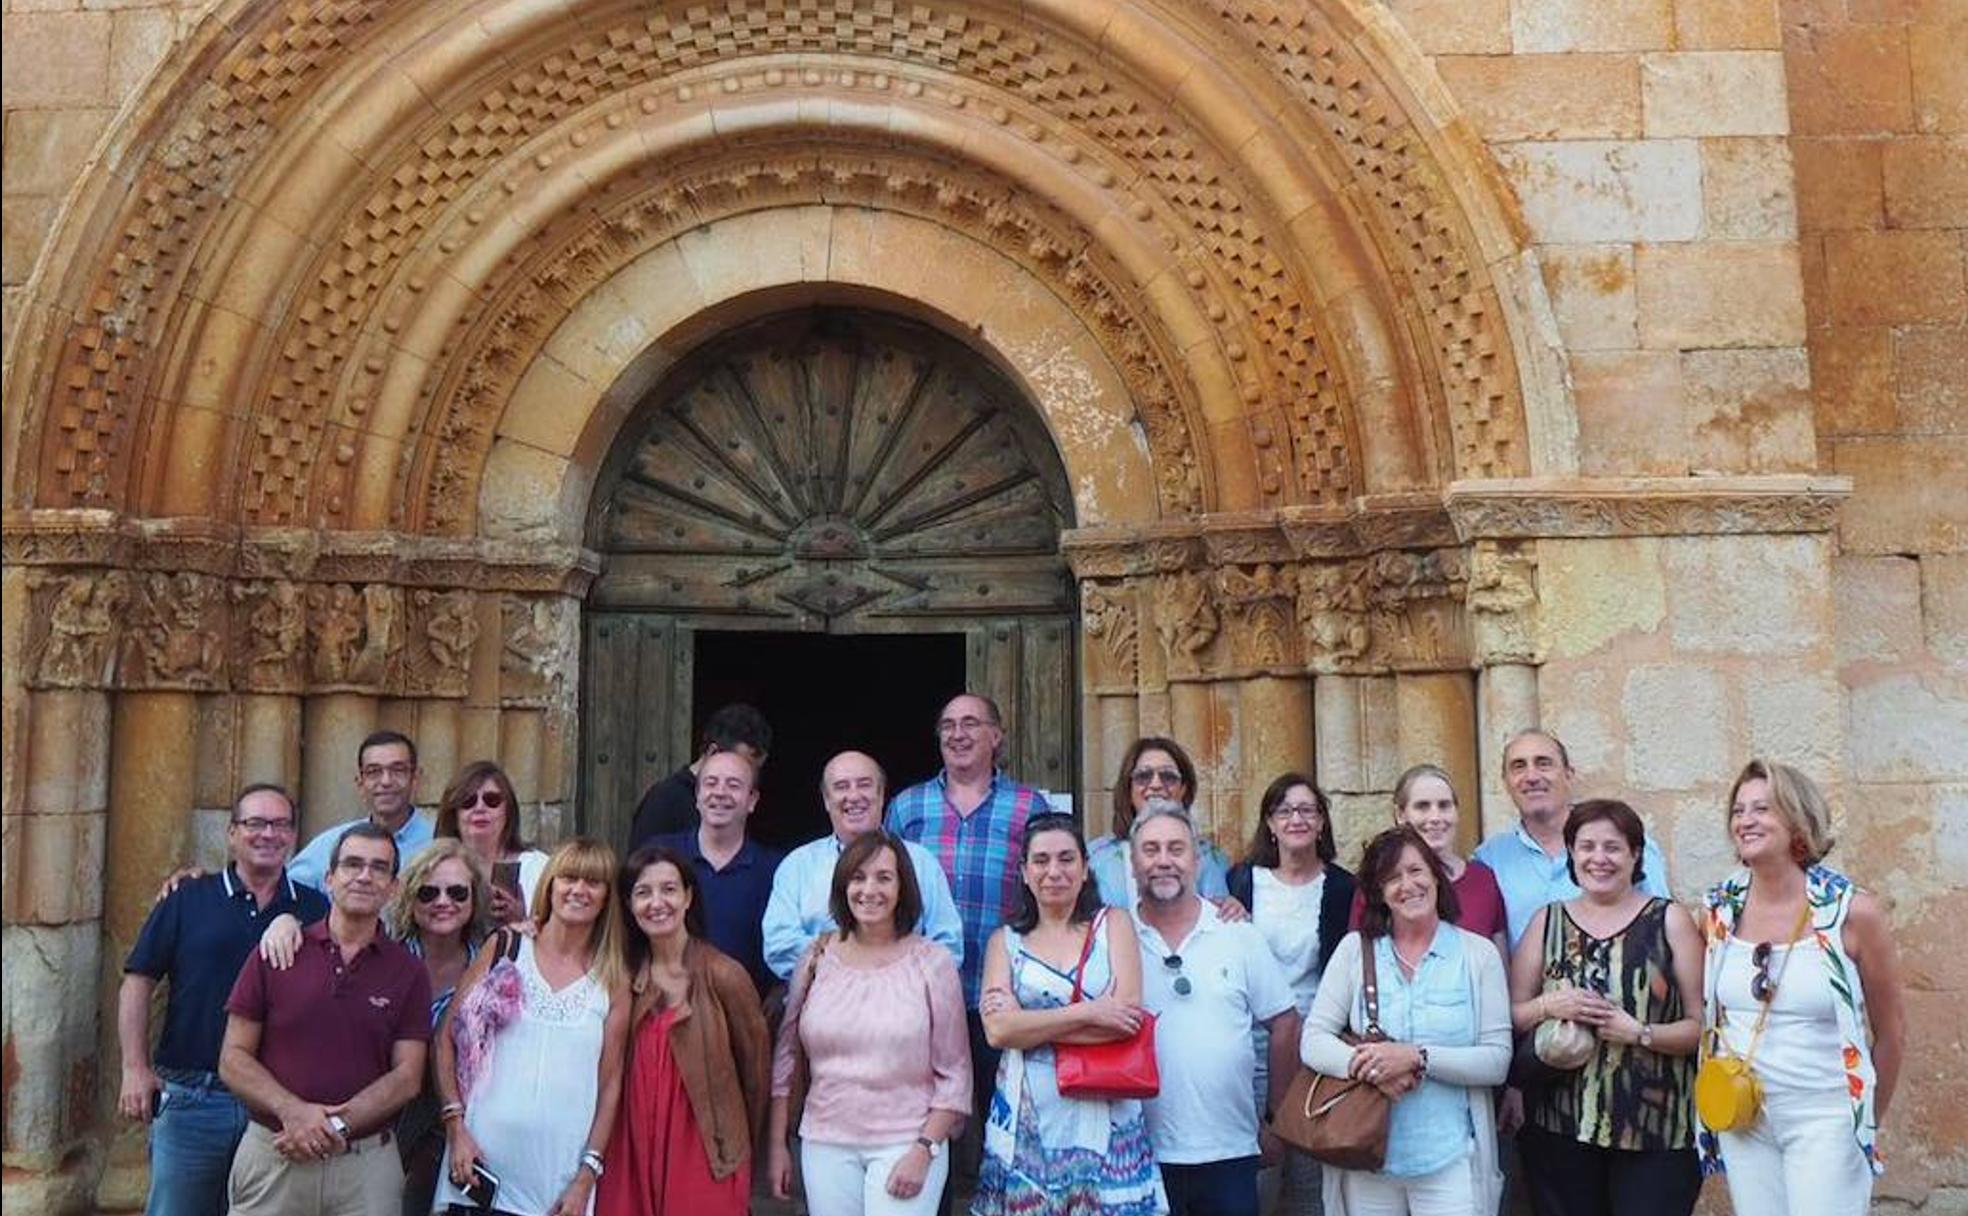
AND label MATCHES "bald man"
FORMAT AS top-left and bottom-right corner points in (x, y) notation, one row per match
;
(759, 751), (963, 980)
